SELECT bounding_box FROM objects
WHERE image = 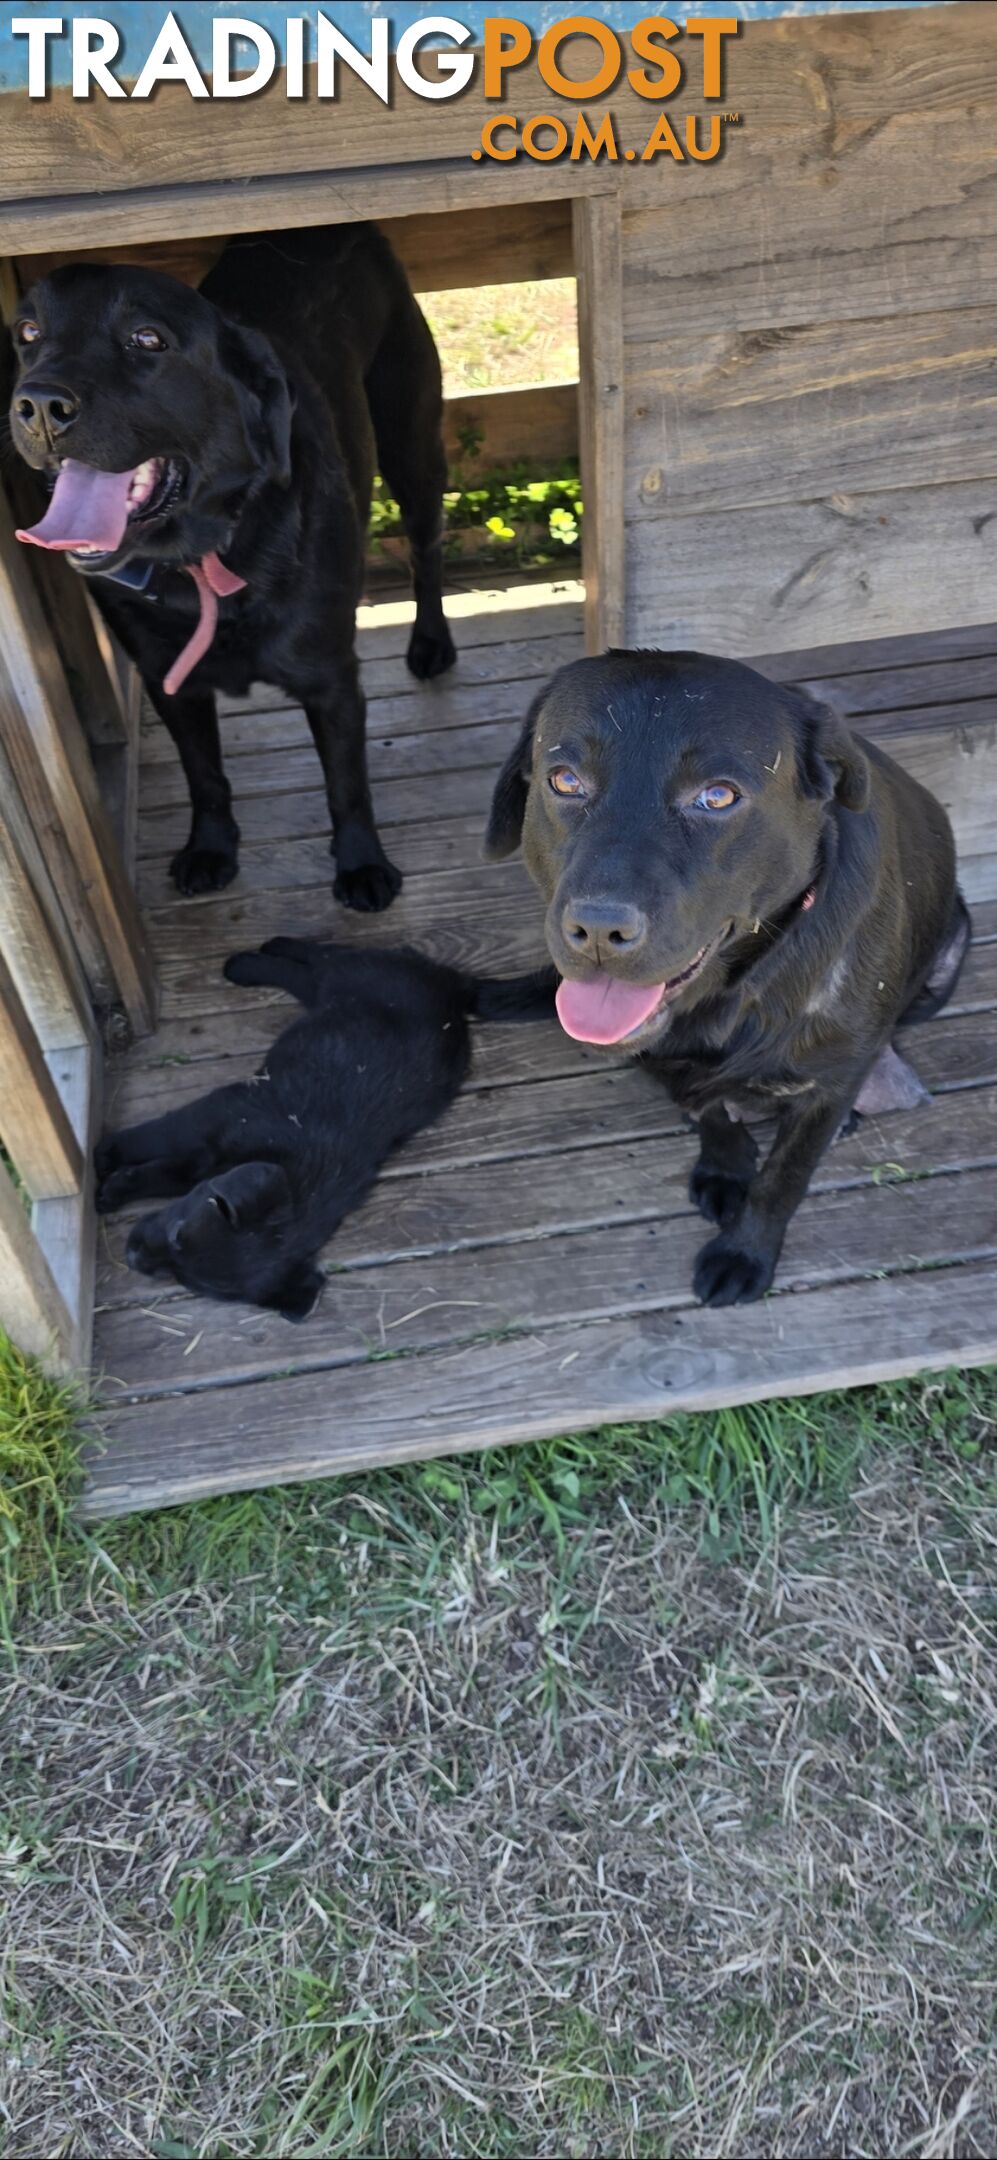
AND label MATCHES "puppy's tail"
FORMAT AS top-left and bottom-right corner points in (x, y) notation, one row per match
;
(899, 889), (972, 1027)
(462, 966), (558, 1024)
